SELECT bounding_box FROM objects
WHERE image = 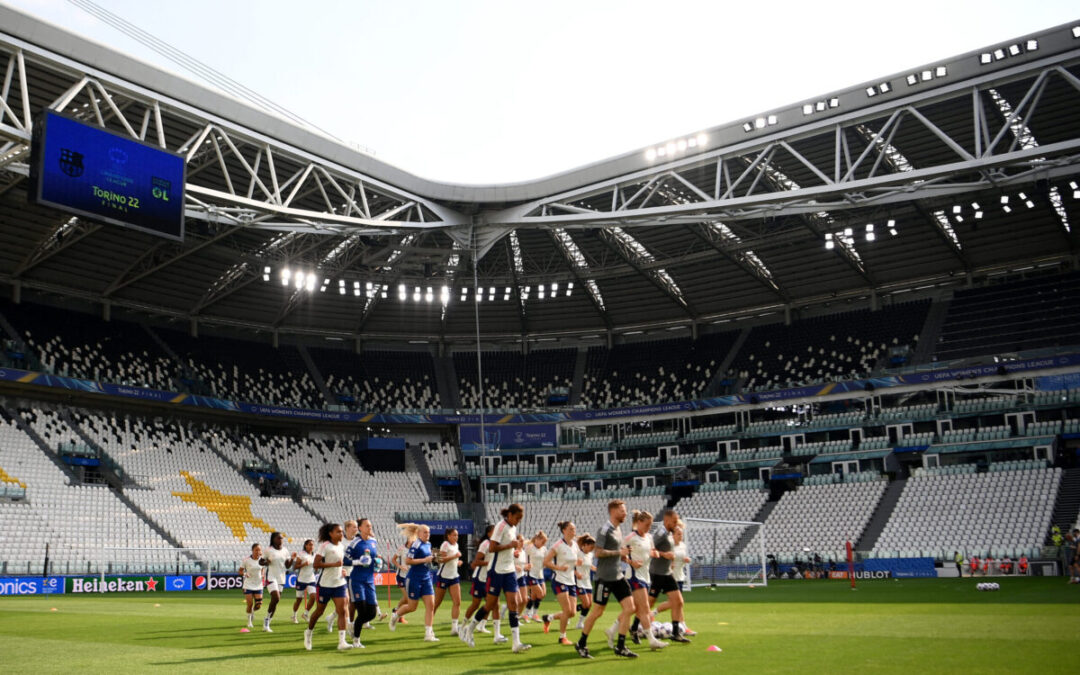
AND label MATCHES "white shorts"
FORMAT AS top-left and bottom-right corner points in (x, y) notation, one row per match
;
(266, 580), (282, 594)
